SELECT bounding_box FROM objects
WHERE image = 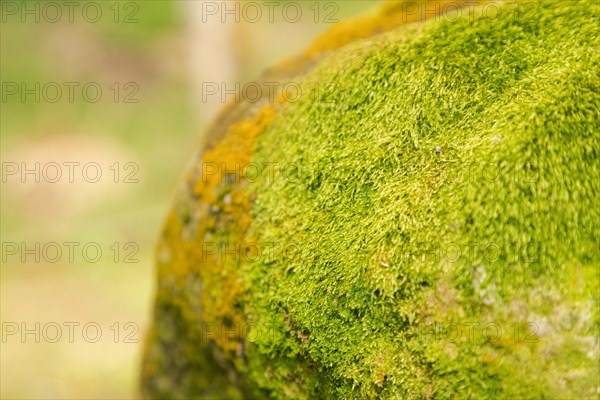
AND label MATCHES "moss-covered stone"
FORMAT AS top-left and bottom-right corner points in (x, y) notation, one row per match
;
(141, 1), (600, 398)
